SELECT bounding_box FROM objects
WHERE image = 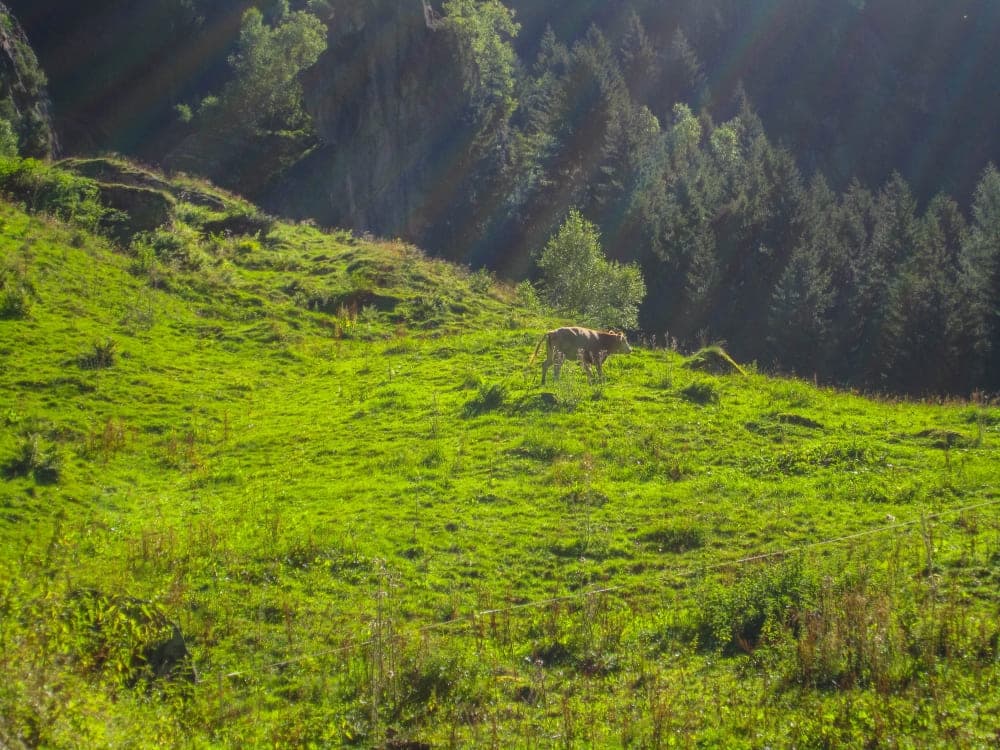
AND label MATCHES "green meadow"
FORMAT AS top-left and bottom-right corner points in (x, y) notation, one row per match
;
(1, 169), (999, 748)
